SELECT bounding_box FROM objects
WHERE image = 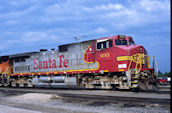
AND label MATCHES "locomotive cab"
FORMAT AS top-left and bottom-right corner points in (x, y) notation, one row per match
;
(94, 35), (156, 90)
